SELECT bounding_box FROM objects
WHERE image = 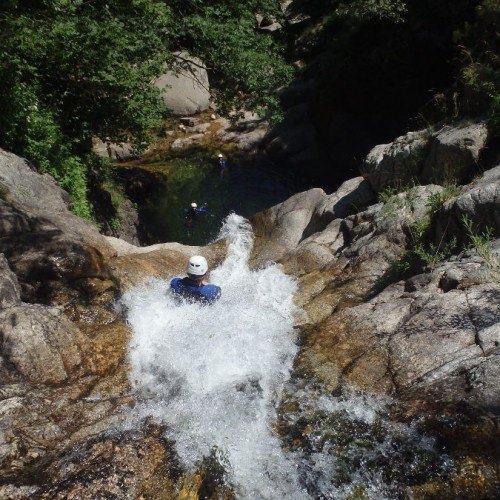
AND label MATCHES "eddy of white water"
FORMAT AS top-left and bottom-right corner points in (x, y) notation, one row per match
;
(122, 213), (309, 499)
